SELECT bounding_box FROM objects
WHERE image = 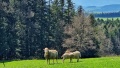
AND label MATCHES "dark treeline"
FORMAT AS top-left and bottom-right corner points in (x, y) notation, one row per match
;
(0, 0), (120, 60)
(94, 11), (120, 17)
